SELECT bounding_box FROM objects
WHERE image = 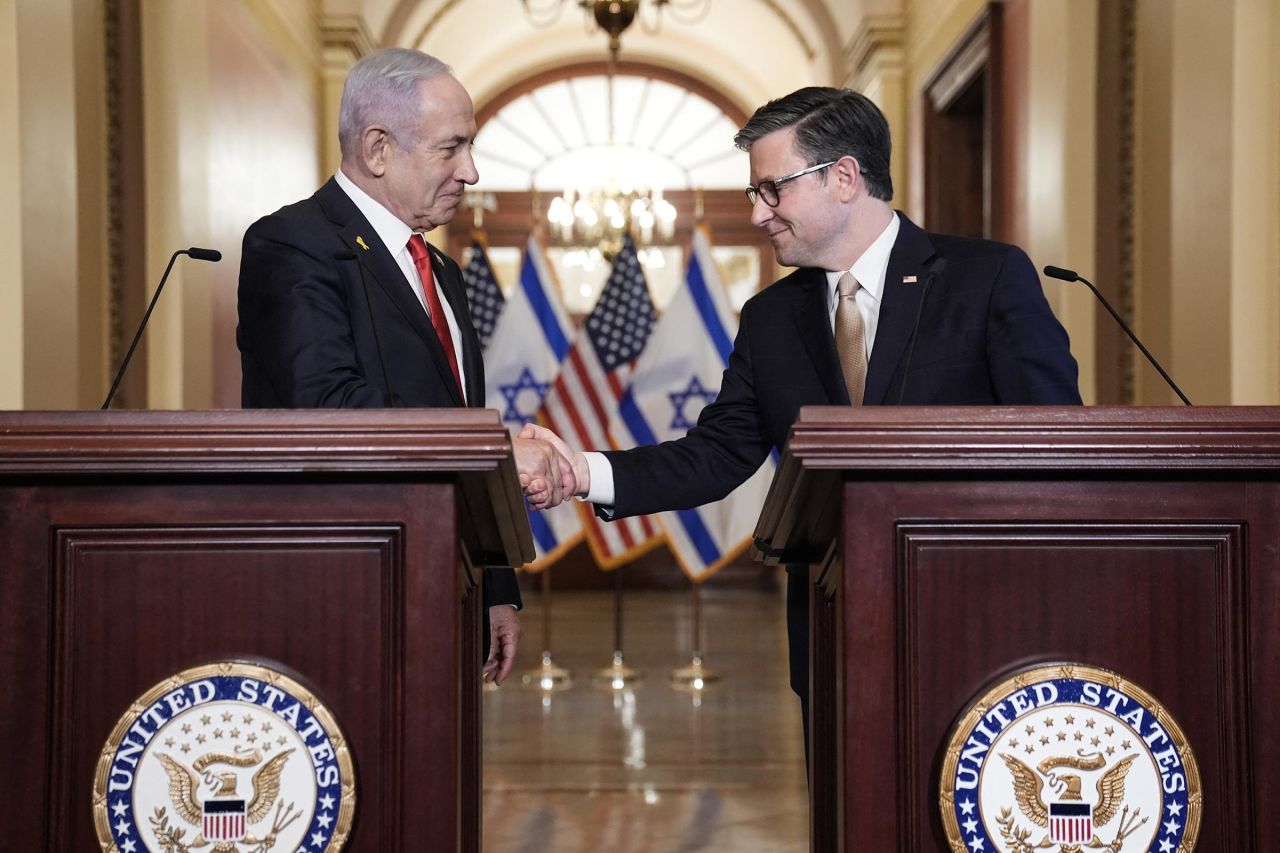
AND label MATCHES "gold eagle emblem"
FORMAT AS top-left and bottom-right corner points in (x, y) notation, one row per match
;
(997, 751), (1147, 849)
(156, 749), (294, 828)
